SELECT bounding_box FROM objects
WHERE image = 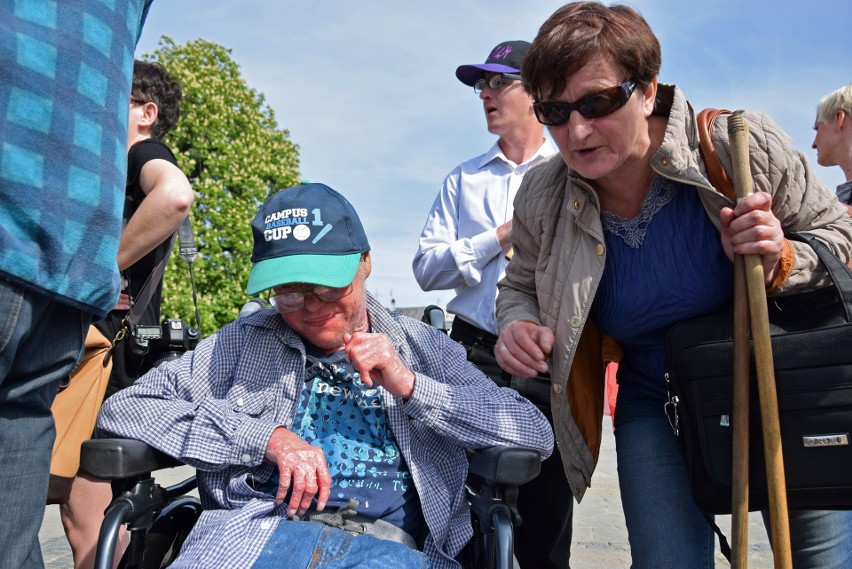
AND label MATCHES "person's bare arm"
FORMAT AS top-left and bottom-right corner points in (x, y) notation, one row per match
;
(117, 159), (193, 271)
